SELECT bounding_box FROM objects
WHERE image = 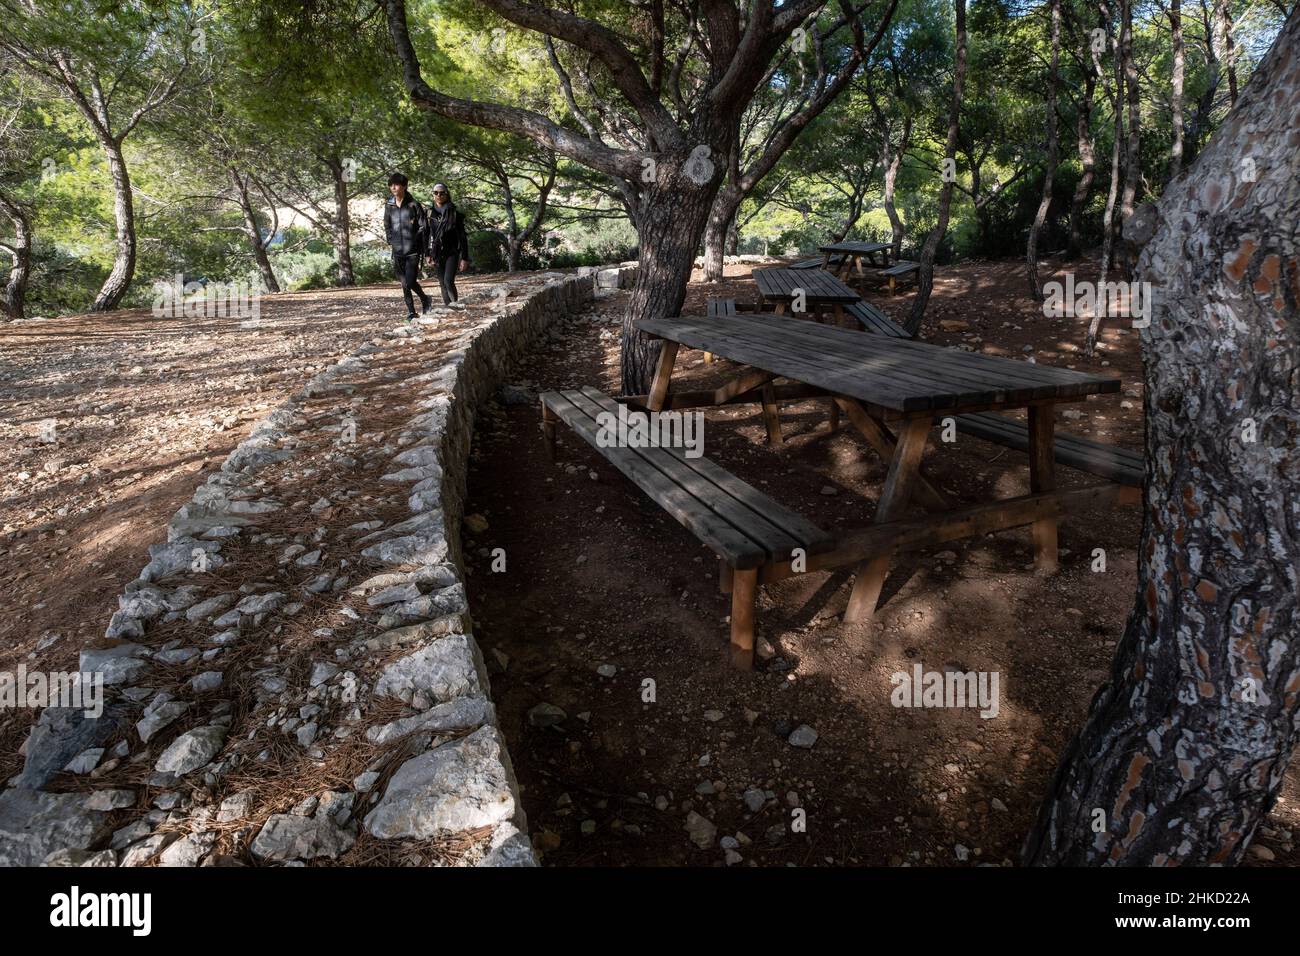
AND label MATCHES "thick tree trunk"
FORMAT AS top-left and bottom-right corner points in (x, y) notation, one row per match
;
(724, 215), (739, 256)
(229, 168), (280, 293)
(0, 191), (31, 320)
(1023, 9), (1300, 866)
(907, 0), (967, 336)
(1168, 0), (1186, 181)
(1027, 0), (1061, 298)
(621, 156), (721, 394)
(92, 137), (136, 311)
